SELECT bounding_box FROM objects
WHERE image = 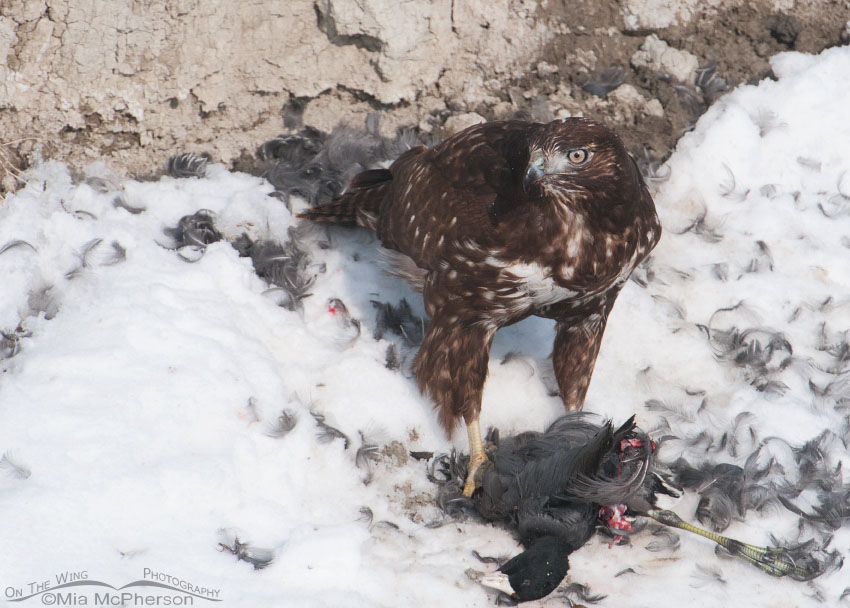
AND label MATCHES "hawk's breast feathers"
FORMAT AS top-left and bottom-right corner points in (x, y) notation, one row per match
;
(302, 117), (660, 326)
